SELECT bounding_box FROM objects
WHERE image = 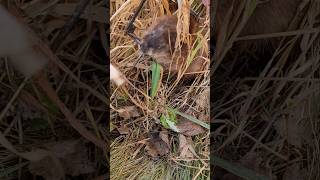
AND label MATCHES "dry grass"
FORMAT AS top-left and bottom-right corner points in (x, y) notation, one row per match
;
(213, 0), (320, 179)
(0, 0), (107, 179)
(110, 0), (209, 179)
